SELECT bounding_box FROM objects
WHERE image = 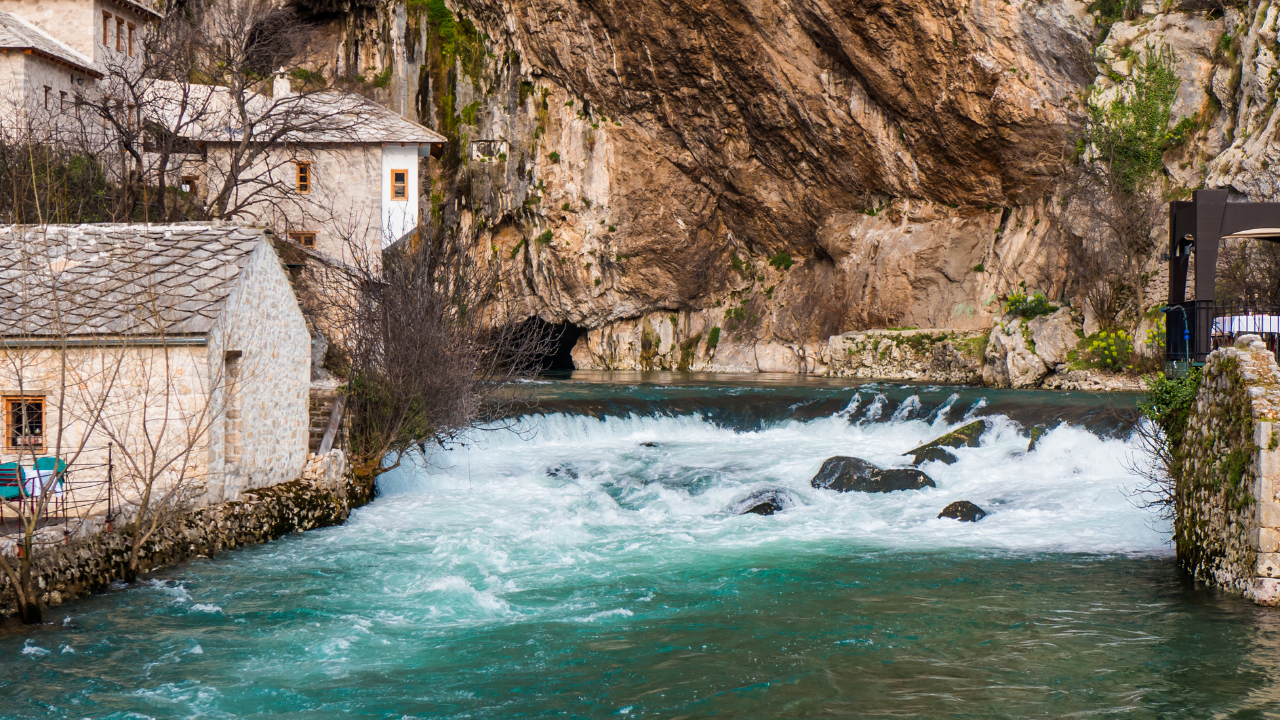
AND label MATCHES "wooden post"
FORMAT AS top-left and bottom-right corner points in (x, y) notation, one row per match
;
(318, 395), (346, 455)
